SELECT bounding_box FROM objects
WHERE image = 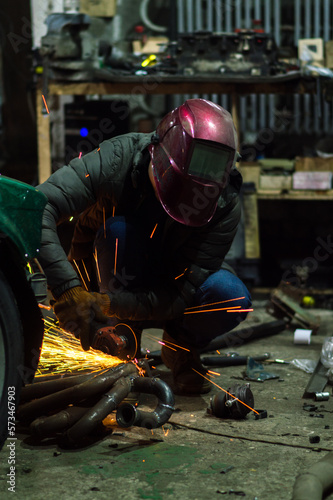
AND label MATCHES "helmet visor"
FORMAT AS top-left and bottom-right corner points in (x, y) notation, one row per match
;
(187, 139), (235, 185)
